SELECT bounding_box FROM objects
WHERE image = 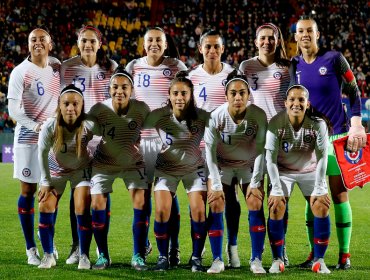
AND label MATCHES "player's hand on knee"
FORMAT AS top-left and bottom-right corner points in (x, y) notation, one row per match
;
(311, 194), (331, 209)
(268, 195), (285, 214)
(207, 190), (225, 204)
(38, 187), (57, 203)
(247, 186), (264, 201)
